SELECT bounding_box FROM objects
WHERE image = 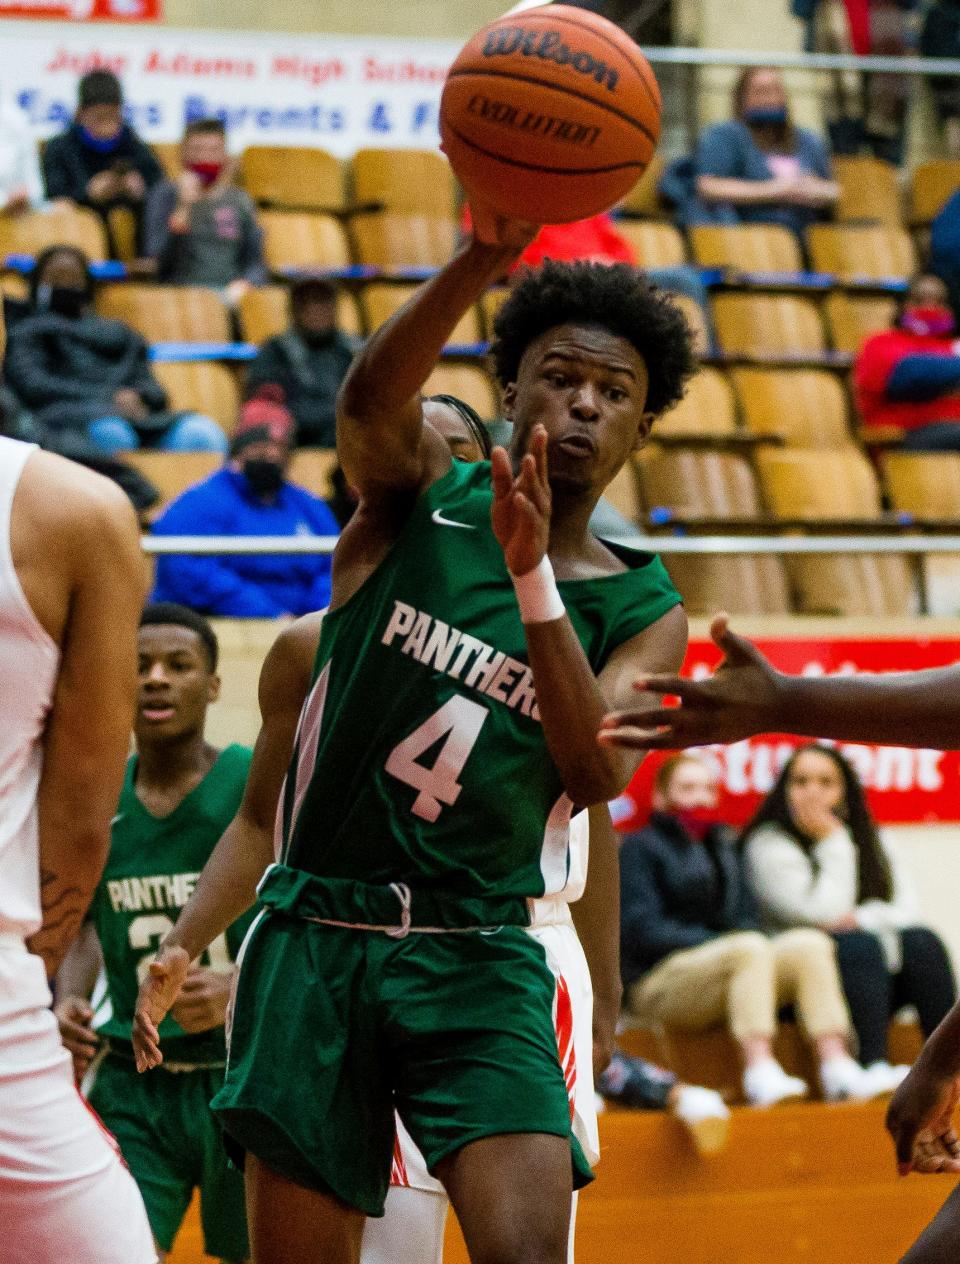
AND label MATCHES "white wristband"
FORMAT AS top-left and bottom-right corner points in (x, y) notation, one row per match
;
(511, 556), (566, 625)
